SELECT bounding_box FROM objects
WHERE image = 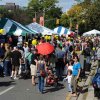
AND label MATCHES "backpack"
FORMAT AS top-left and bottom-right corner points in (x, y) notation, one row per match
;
(92, 68), (100, 89)
(37, 61), (46, 77)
